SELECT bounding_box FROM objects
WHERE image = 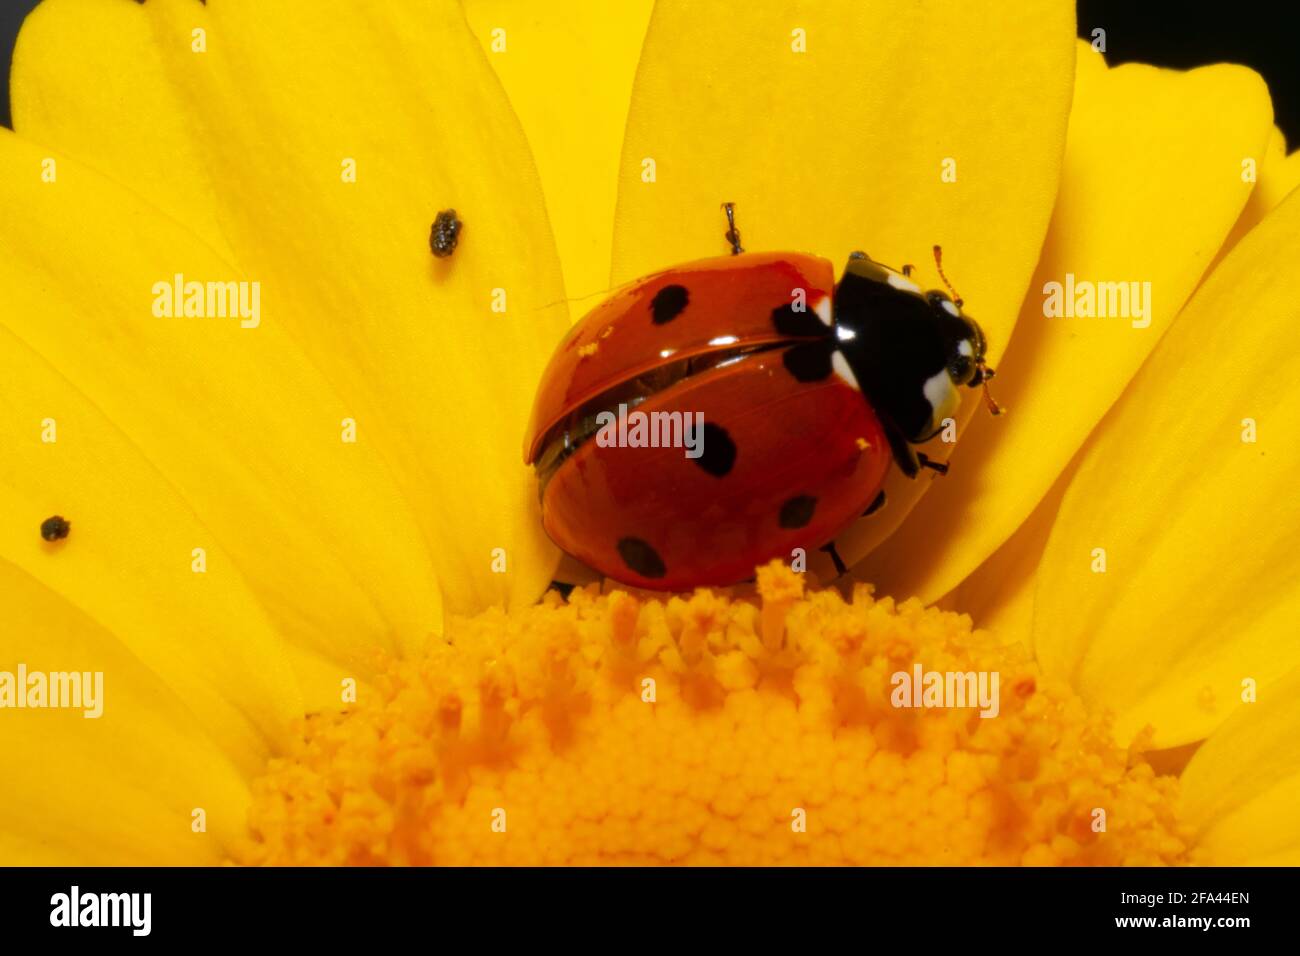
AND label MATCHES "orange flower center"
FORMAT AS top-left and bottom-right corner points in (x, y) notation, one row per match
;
(238, 563), (1190, 865)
